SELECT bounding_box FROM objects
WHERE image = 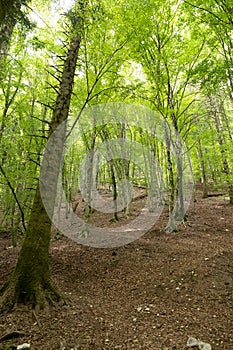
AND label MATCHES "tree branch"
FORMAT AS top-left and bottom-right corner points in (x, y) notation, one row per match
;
(0, 163), (26, 231)
(184, 0), (230, 25)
